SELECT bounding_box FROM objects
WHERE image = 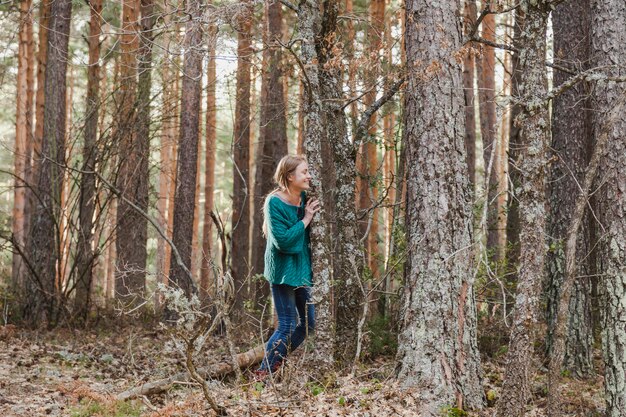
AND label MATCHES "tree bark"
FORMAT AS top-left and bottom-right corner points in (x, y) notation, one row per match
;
(24, 0), (73, 326)
(115, 0), (148, 302)
(168, 0), (204, 298)
(477, 2), (501, 257)
(545, 0), (593, 379)
(200, 24), (218, 303)
(12, 0), (34, 292)
(591, 1), (626, 415)
(74, 0), (103, 321)
(251, 0), (288, 311)
(297, 0), (335, 370)
(396, 0), (483, 413)
(356, 0), (385, 286)
(462, 0), (477, 187)
(231, 1), (253, 314)
(496, 2), (562, 416)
